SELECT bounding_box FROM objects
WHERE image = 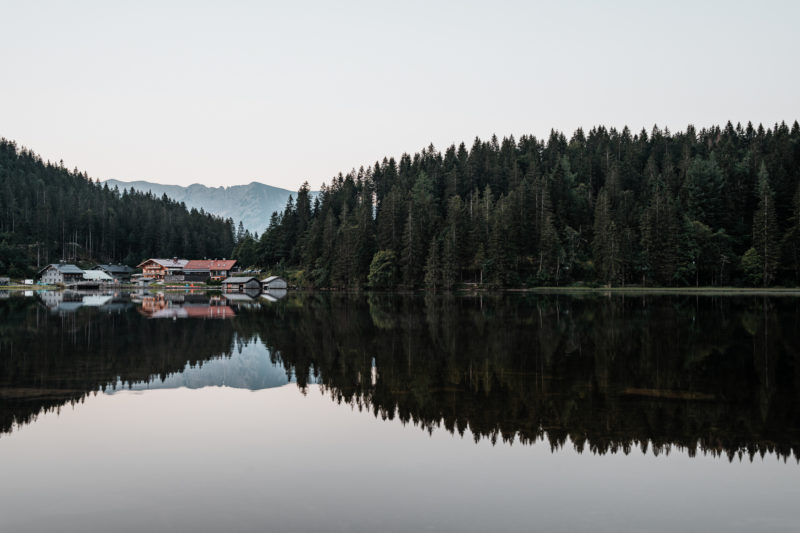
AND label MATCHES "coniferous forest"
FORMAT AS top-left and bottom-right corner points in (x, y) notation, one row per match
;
(0, 139), (235, 276)
(236, 122), (800, 288)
